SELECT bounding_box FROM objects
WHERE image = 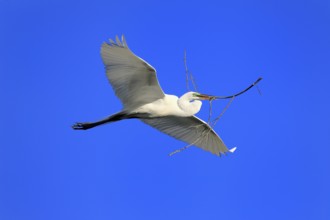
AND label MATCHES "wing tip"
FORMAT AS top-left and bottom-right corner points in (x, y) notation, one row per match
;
(217, 147), (236, 156)
(104, 34), (129, 49)
(229, 147), (237, 153)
